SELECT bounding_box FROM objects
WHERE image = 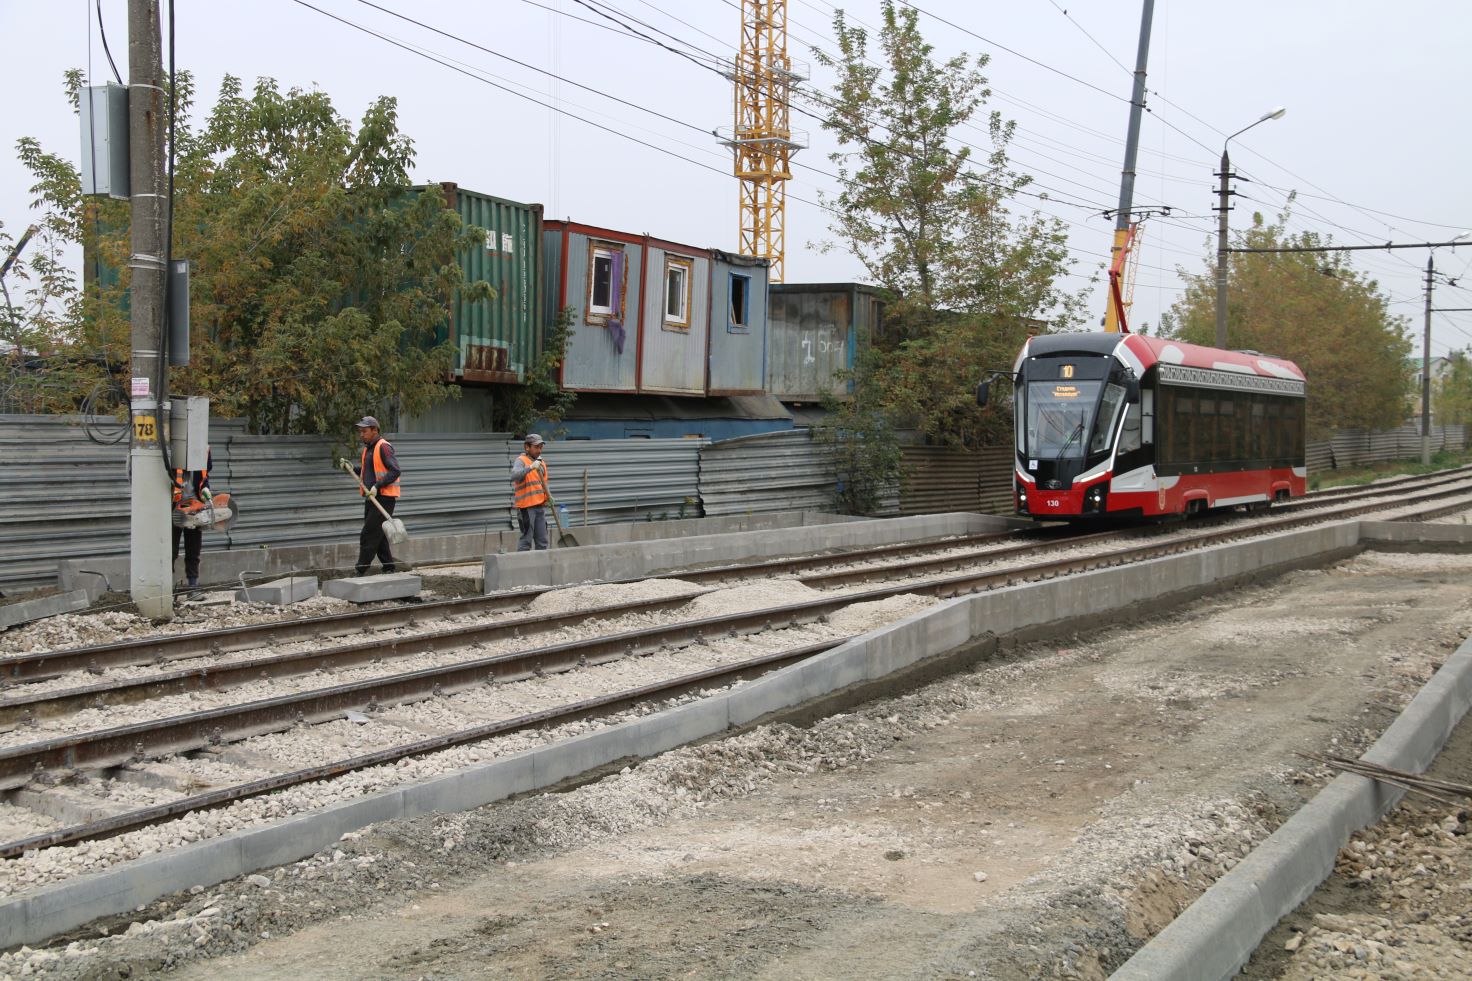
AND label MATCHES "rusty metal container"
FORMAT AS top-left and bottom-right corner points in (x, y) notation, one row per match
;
(437, 183), (543, 385)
